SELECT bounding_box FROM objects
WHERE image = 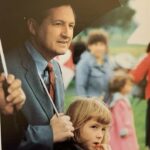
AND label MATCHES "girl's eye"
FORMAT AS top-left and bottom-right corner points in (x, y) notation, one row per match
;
(91, 125), (98, 129)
